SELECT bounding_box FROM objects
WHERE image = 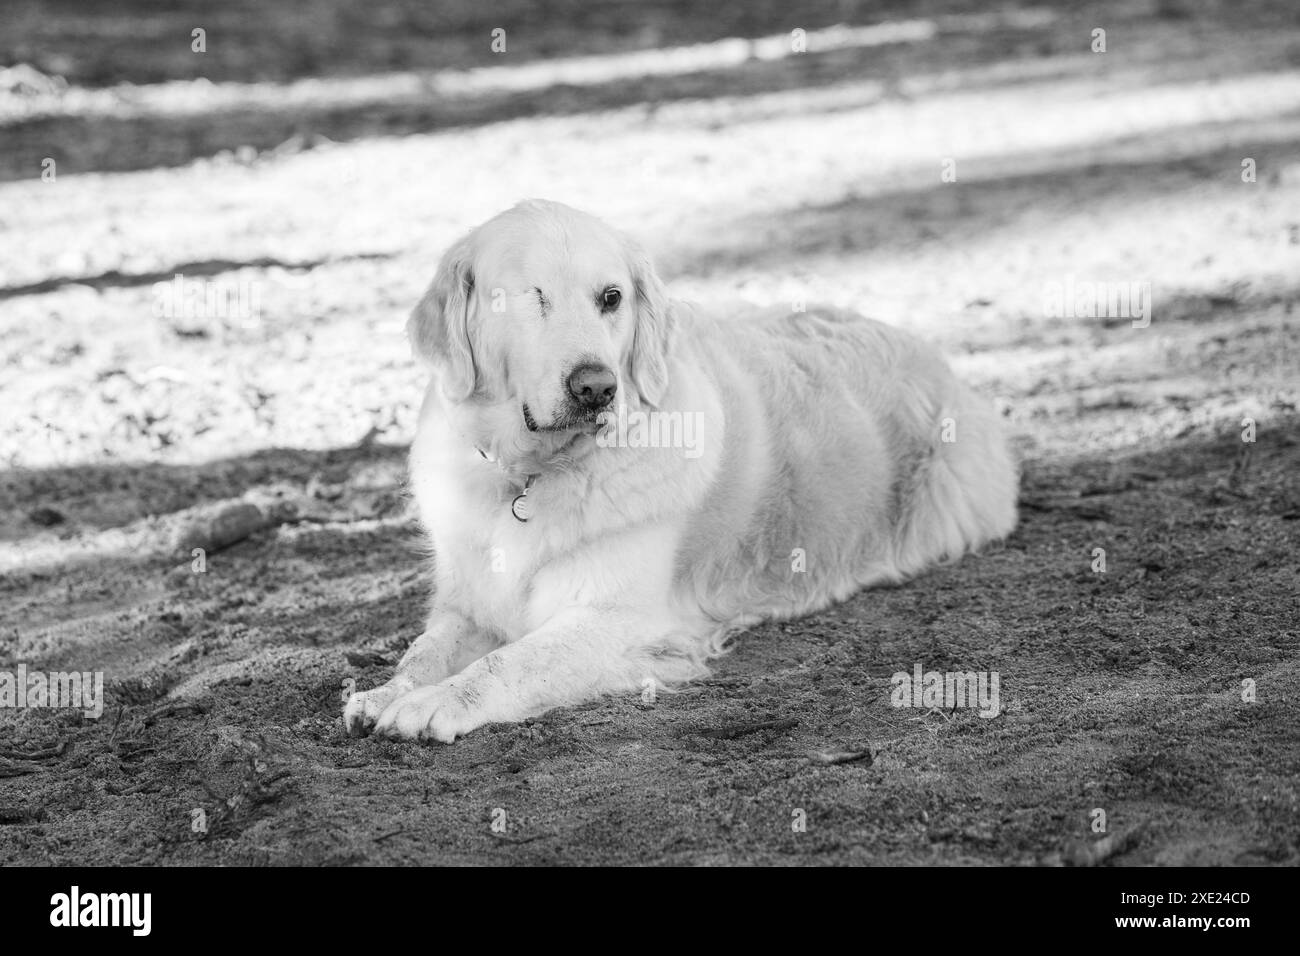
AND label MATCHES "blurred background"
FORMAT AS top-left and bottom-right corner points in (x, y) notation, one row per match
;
(2, 0), (1296, 477)
(1, 1), (1298, 865)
